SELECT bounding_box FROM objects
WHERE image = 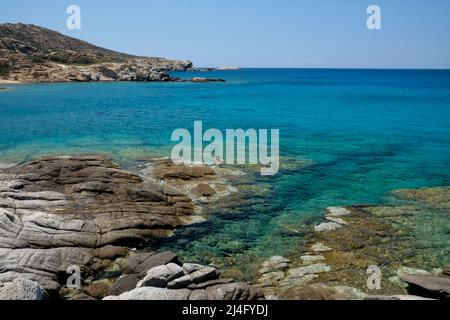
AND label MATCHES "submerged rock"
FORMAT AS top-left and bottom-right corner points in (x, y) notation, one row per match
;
(286, 187), (450, 299)
(311, 243), (332, 252)
(314, 222), (342, 232)
(286, 263), (331, 279)
(300, 255), (325, 266)
(258, 256), (290, 275)
(142, 158), (239, 204)
(326, 207), (351, 217)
